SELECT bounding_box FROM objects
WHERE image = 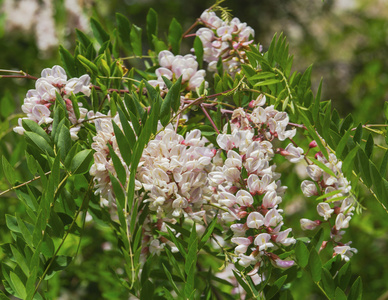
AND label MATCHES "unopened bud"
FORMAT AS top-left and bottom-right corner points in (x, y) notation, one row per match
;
(315, 151), (323, 159)
(309, 140), (318, 148)
(319, 241), (328, 253)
